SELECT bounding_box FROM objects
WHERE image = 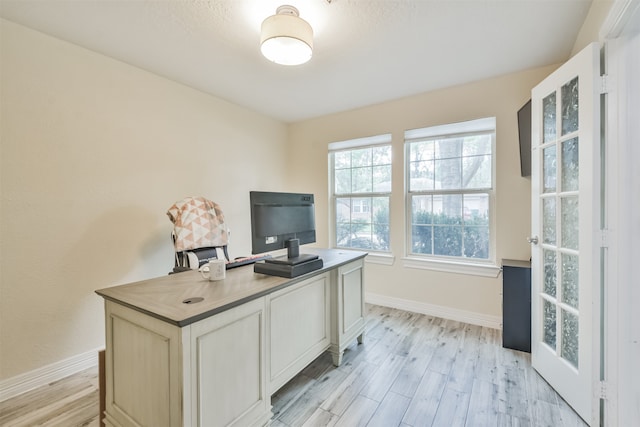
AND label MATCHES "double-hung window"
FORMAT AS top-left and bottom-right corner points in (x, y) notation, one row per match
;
(329, 134), (392, 252)
(406, 118), (495, 264)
